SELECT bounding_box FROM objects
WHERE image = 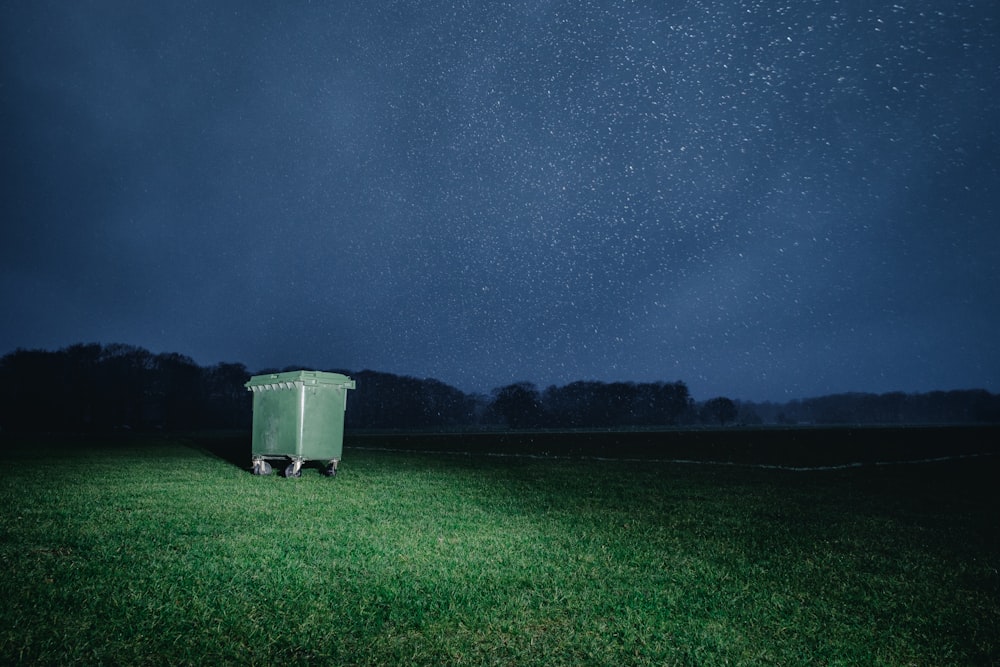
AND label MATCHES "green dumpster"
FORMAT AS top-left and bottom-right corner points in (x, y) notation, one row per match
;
(245, 370), (355, 478)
